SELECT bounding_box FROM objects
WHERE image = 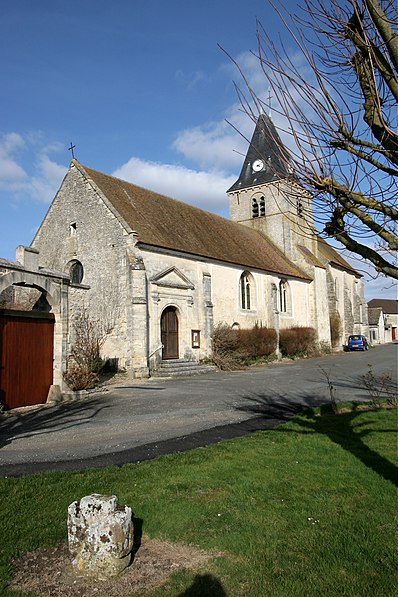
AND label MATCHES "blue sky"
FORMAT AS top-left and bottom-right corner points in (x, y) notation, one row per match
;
(0, 0), (395, 299)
